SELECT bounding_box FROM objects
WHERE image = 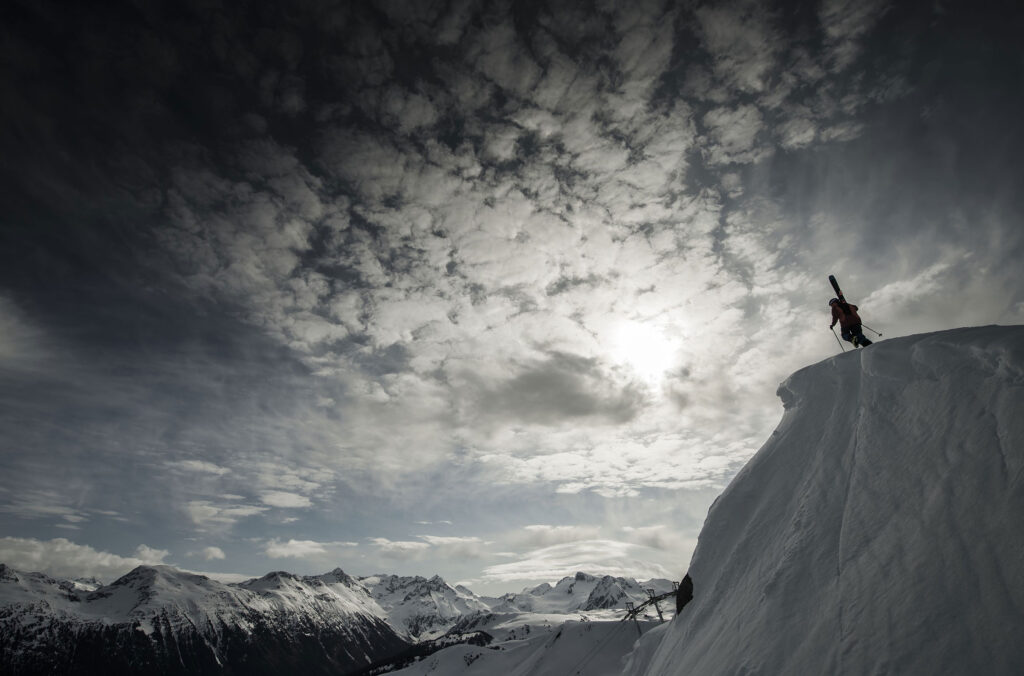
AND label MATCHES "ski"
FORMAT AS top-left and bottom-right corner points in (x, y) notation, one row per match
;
(828, 274), (845, 303)
(829, 275), (853, 315)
